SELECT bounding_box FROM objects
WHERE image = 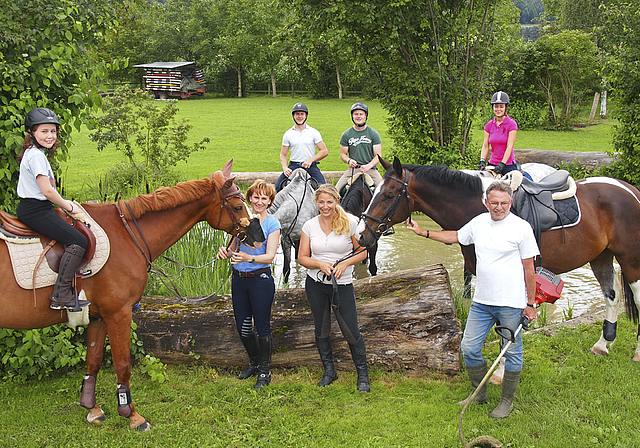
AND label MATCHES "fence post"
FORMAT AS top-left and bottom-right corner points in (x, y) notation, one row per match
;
(589, 92), (600, 120)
